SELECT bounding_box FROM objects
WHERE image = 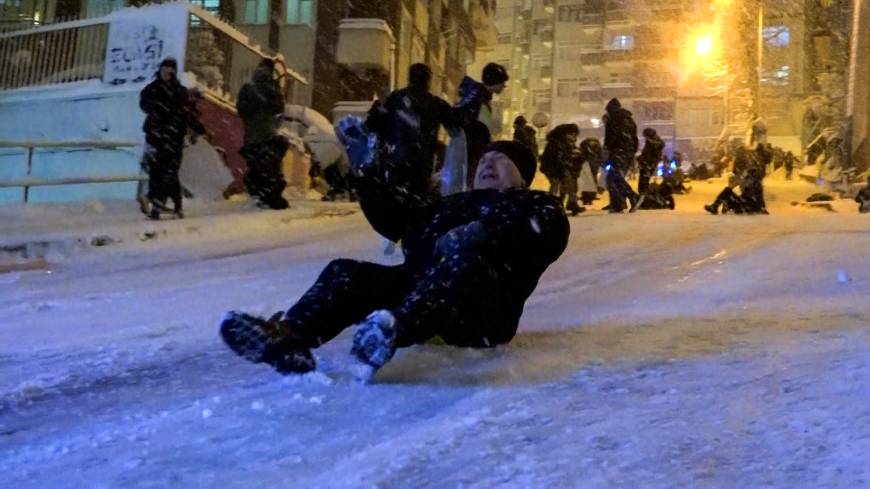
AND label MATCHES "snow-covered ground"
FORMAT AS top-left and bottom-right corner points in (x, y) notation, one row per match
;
(1, 177), (868, 487)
